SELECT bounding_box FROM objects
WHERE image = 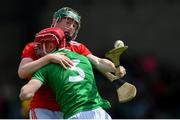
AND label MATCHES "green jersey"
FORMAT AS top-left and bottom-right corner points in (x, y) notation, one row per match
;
(32, 49), (111, 119)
